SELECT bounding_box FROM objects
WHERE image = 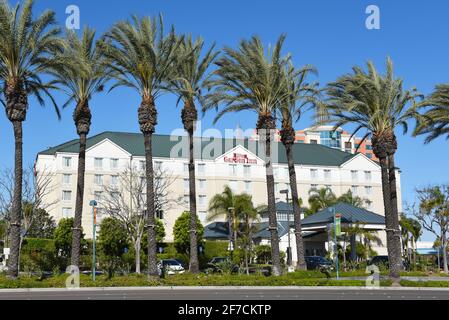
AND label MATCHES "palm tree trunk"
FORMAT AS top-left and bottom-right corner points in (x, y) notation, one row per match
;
(379, 156), (400, 281)
(7, 121), (23, 278)
(71, 132), (87, 267)
(262, 127), (282, 276)
(182, 102), (200, 274)
(285, 143), (306, 270)
(143, 133), (158, 277)
(387, 154), (404, 274)
(187, 128), (199, 274)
